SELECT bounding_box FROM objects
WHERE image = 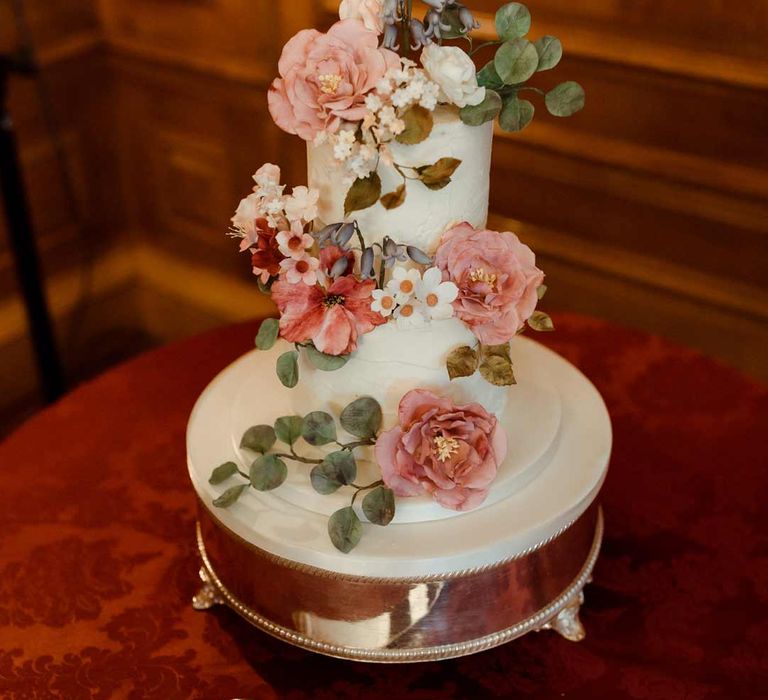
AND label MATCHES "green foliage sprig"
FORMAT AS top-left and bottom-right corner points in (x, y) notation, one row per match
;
(459, 2), (585, 133)
(208, 396), (395, 553)
(446, 285), (553, 385)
